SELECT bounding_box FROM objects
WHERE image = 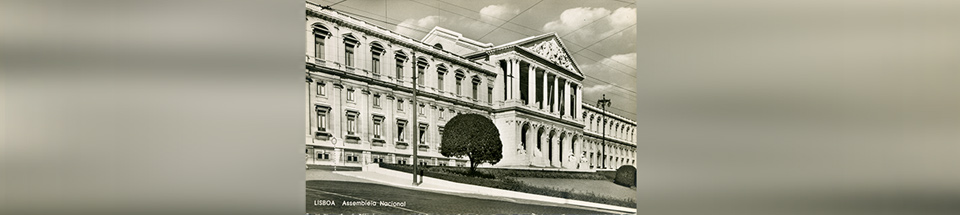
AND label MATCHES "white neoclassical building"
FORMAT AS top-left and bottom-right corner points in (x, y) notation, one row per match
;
(305, 3), (635, 170)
